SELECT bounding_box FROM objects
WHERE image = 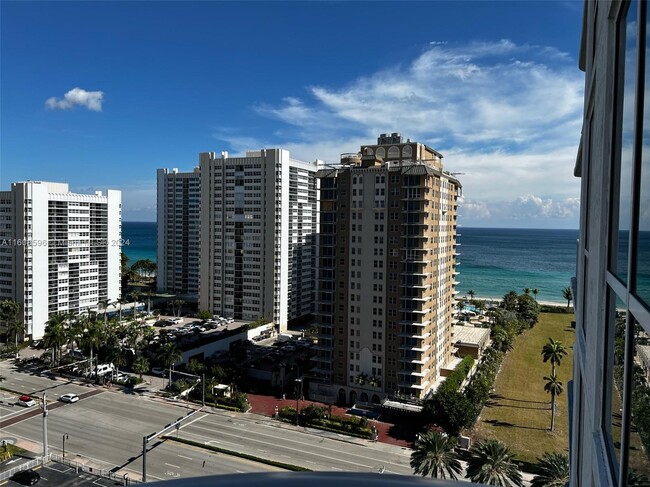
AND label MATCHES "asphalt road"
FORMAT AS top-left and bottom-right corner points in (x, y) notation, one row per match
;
(0, 360), (411, 482)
